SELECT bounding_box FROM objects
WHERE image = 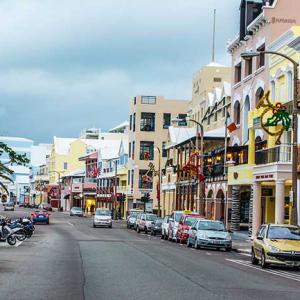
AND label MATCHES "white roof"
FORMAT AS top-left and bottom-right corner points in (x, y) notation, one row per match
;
(109, 121), (129, 132)
(167, 126), (197, 148)
(0, 136), (33, 143)
(204, 127), (226, 138)
(30, 144), (51, 167)
(63, 168), (85, 177)
(222, 82), (231, 97)
(214, 88), (222, 102)
(208, 92), (215, 107)
(53, 137), (76, 155)
(205, 61), (227, 68)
